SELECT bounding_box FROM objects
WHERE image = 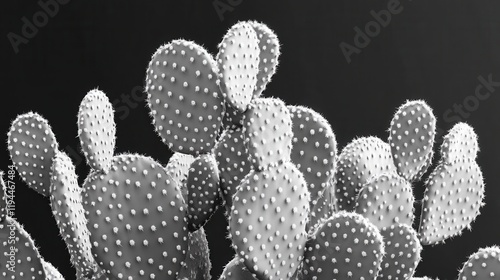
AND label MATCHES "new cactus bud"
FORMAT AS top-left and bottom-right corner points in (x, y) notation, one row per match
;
(419, 157), (484, 245)
(440, 122), (479, 164)
(217, 21), (260, 112)
(41, 260), (65, 280)
(243, 97), (293, 170)
(288, 105), (337, 207)
(178, 228), (212, 280)
(388, 100), (436, 182)
(219, 257), (258, 280)
(186, 153), (221, 231)
(0, 217), (46, 279)
(7, 112), (59, 196)
(229, 162), (310, 280)
(83, 154), (189, 280)
(458, 246), (500, 280)
(335, 136), (397, 211)
(77, 89), (116, 172)
(214, 127), (252, 213)
(146, 39), (224, 155)
(50, 151), (99, 279)
(249, 21), (280, 98)
(302, 211), (385, 280)
(378, 224), (422, 280)
(355, 173), (414, 230)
